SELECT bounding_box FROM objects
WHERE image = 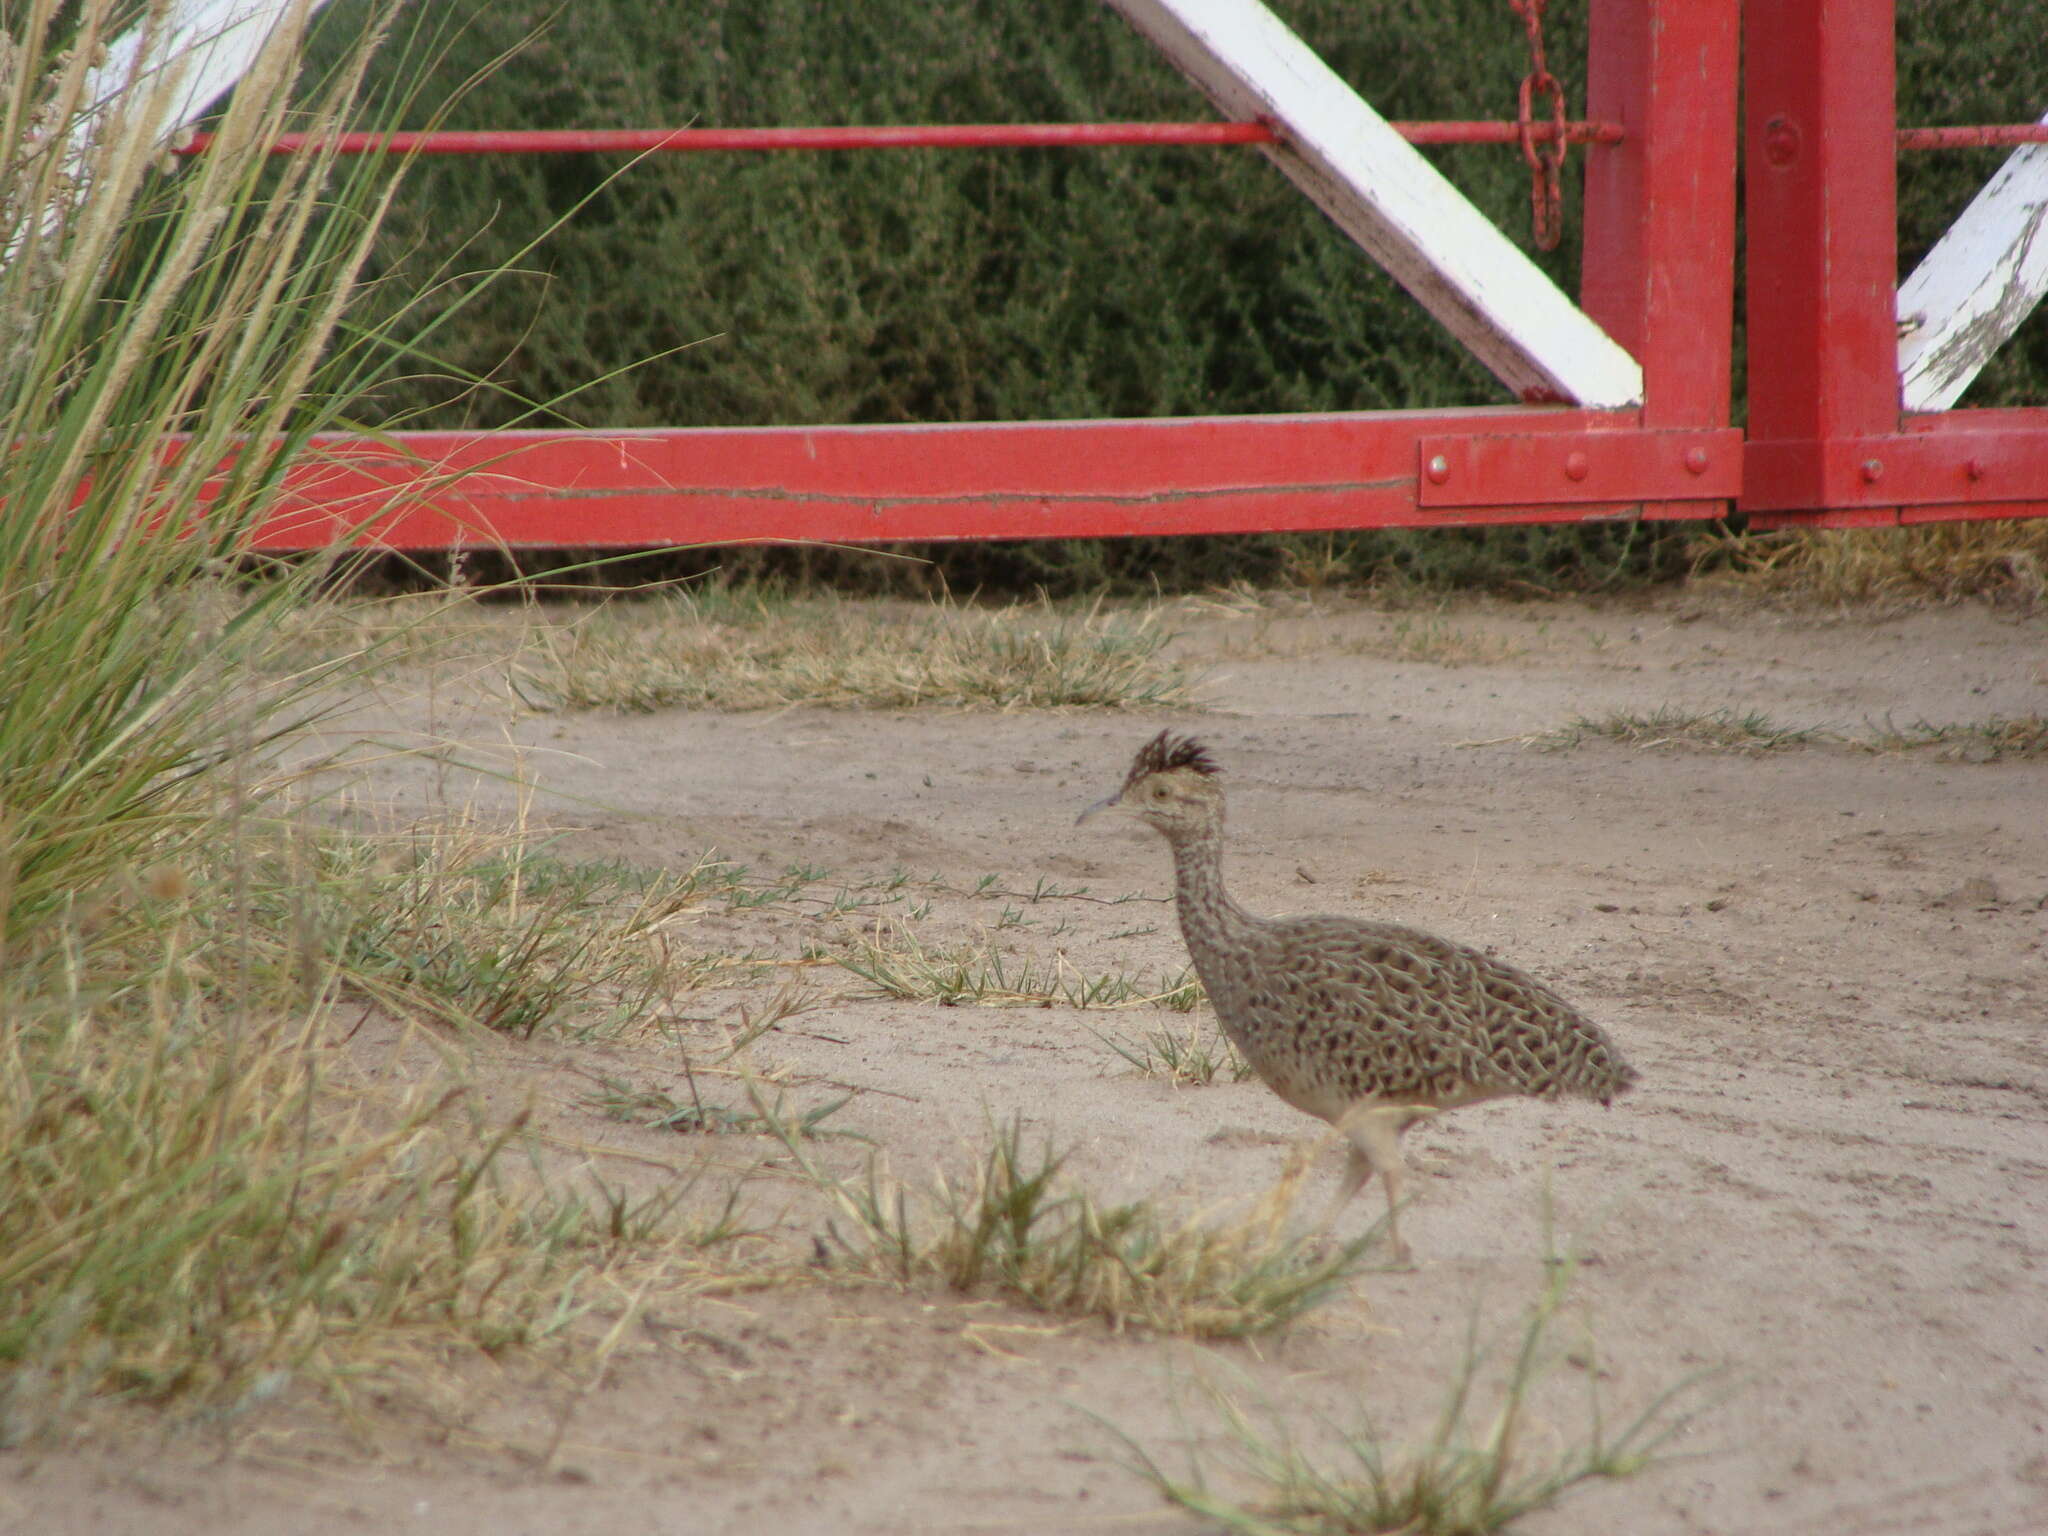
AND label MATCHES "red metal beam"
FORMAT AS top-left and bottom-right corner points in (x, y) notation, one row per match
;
(1580, 0), (1740, 522)
(176, 120), (2048, 156)
(1744, 414), (2048, 520)
(176, 121), (1629, 157)
(1418, 428), (1740, 507)
(160, 19), (2048, 542)
(240, 413), (1743, 552)
(172, 121), (2045, 159)
(1740, 0), (1902, 520)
